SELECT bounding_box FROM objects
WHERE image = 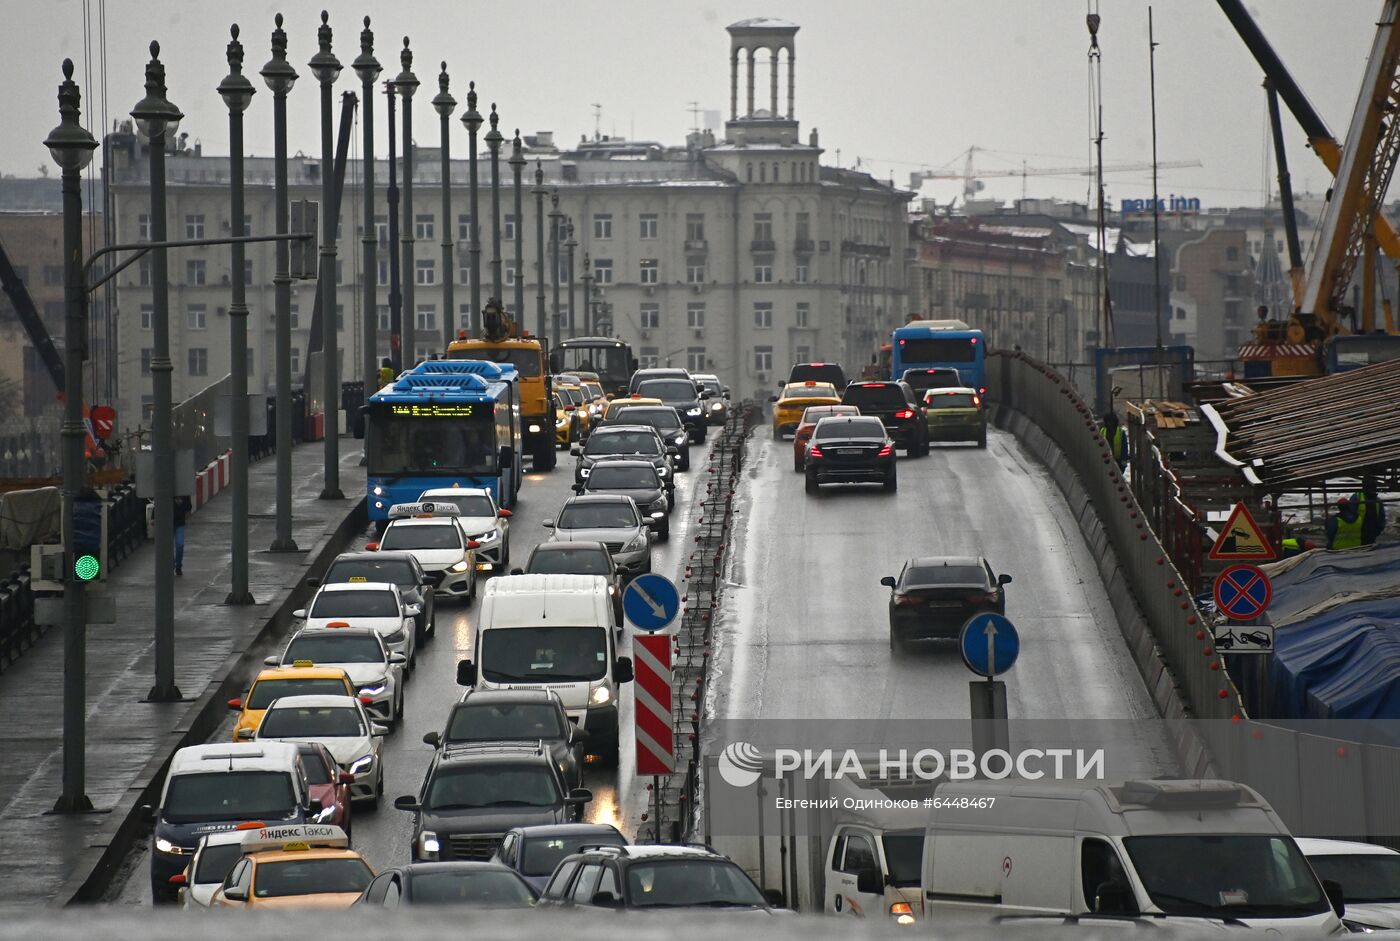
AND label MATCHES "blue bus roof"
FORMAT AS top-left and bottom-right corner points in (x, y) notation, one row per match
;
(412, 359), (518, 381)
(369, 373), (504, 405)
(892, 323), (982, 337)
